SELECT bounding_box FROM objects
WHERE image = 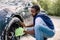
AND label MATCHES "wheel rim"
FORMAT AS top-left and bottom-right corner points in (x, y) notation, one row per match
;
(5, 22), (20, 40)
